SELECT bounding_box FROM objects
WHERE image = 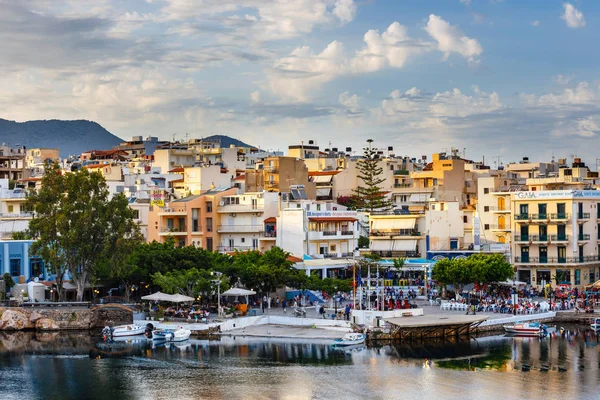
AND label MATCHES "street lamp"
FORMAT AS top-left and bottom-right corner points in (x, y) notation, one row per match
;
(211, 271), (223, 319)
(334, 285), (338, 317)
